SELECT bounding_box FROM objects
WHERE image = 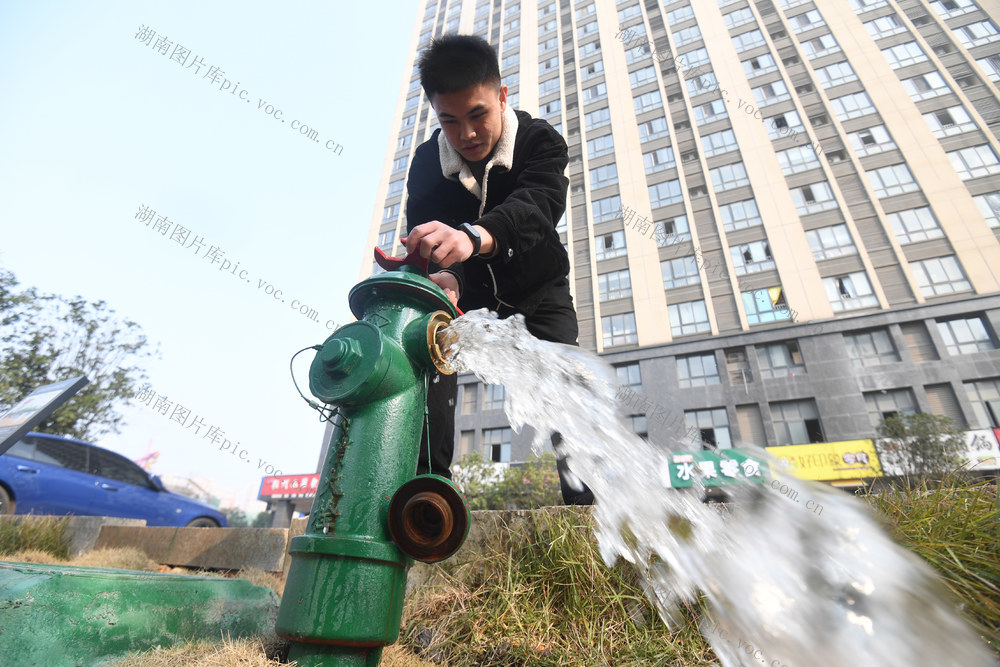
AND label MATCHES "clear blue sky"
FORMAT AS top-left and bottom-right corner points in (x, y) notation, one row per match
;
(0, 1), (419, 512)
